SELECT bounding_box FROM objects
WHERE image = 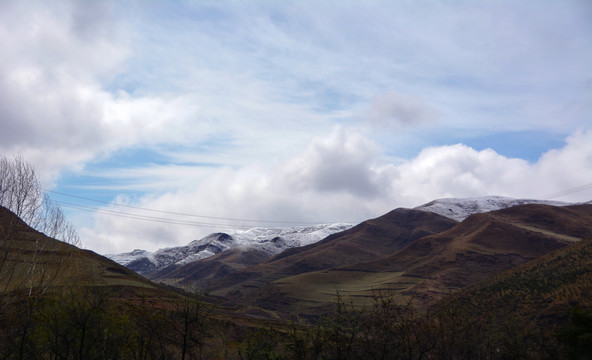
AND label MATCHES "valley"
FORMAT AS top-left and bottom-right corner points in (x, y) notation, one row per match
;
(107, 198), (592, 318)
(2, 196), (591, 358)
